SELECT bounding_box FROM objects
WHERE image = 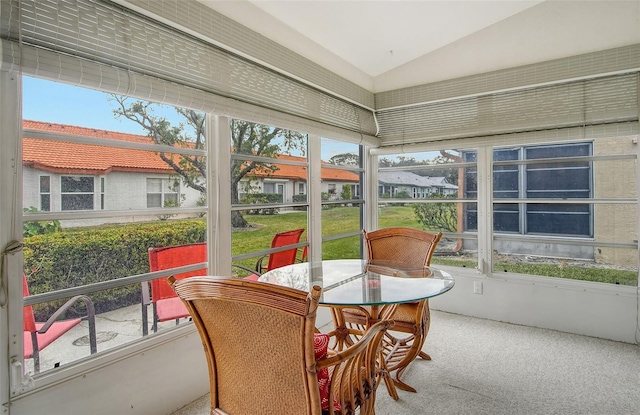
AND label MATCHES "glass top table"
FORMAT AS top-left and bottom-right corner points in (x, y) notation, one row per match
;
(260, 259), (455, 400)
(258, 259), (455, 306)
